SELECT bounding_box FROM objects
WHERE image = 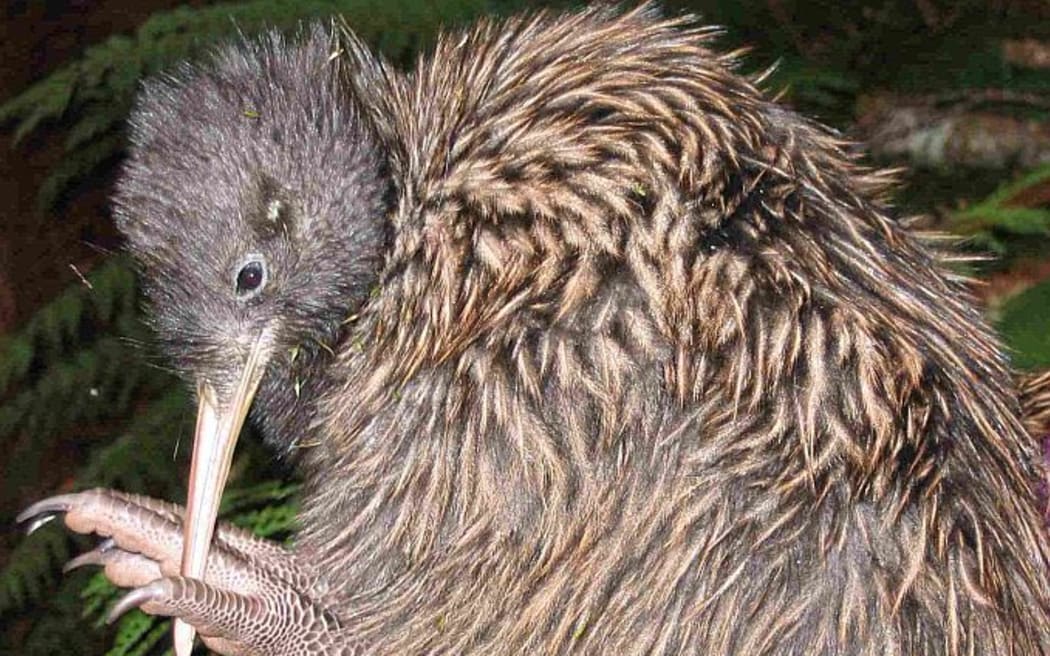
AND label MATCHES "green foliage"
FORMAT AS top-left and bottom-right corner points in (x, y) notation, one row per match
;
(952, 165), (1050, 233)
(12, 570), (108, 656)
(0, 0), (505, 210)
(0, 257), (137, 397)
(663, 0), (1050, 131)
(940, 166), (1050, 367)
(76, 388), (192, 491)
(0, 254), (164, 630)
(1, 336), (145, 439)
(0, 523), (69, 616)
(947, 164), (1050, 256)
(220, 480), (301, 540)
(1000, 280), (1050, 371)
(0, 252), (187, 654)
(103, 612), (171, 656)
